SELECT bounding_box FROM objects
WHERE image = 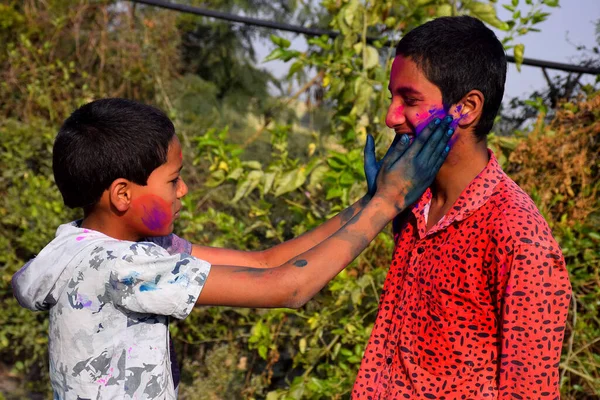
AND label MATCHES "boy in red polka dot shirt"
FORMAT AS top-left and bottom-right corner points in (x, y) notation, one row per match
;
(353, 16), (571, 399)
